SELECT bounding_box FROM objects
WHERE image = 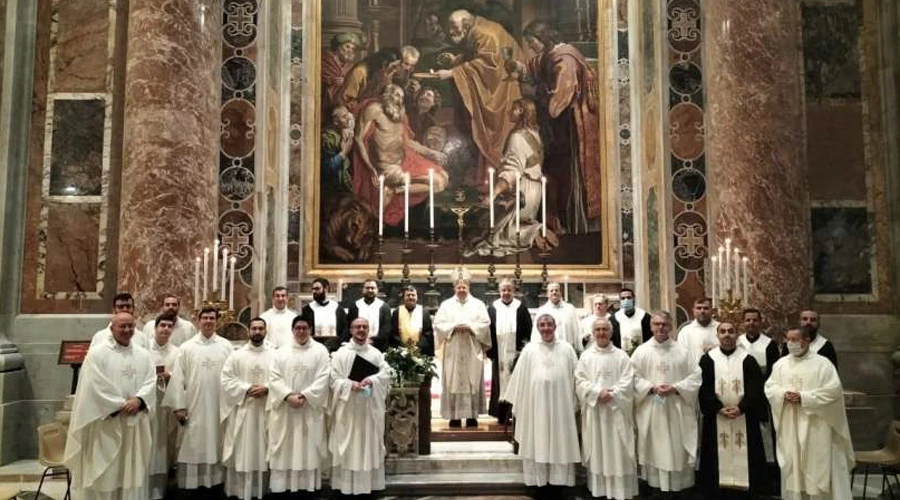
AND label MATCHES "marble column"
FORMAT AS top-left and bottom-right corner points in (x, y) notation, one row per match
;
(323, 0), (363, 44)
(119, 0), (221, 316)
(705, 1), (812, 325)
